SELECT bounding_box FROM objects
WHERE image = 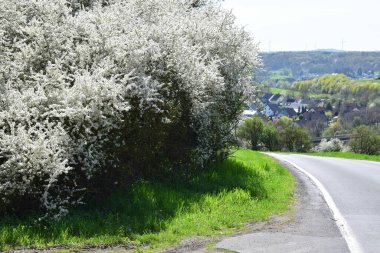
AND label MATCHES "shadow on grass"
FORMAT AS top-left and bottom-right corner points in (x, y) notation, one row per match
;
(0, 158), (268, 248)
